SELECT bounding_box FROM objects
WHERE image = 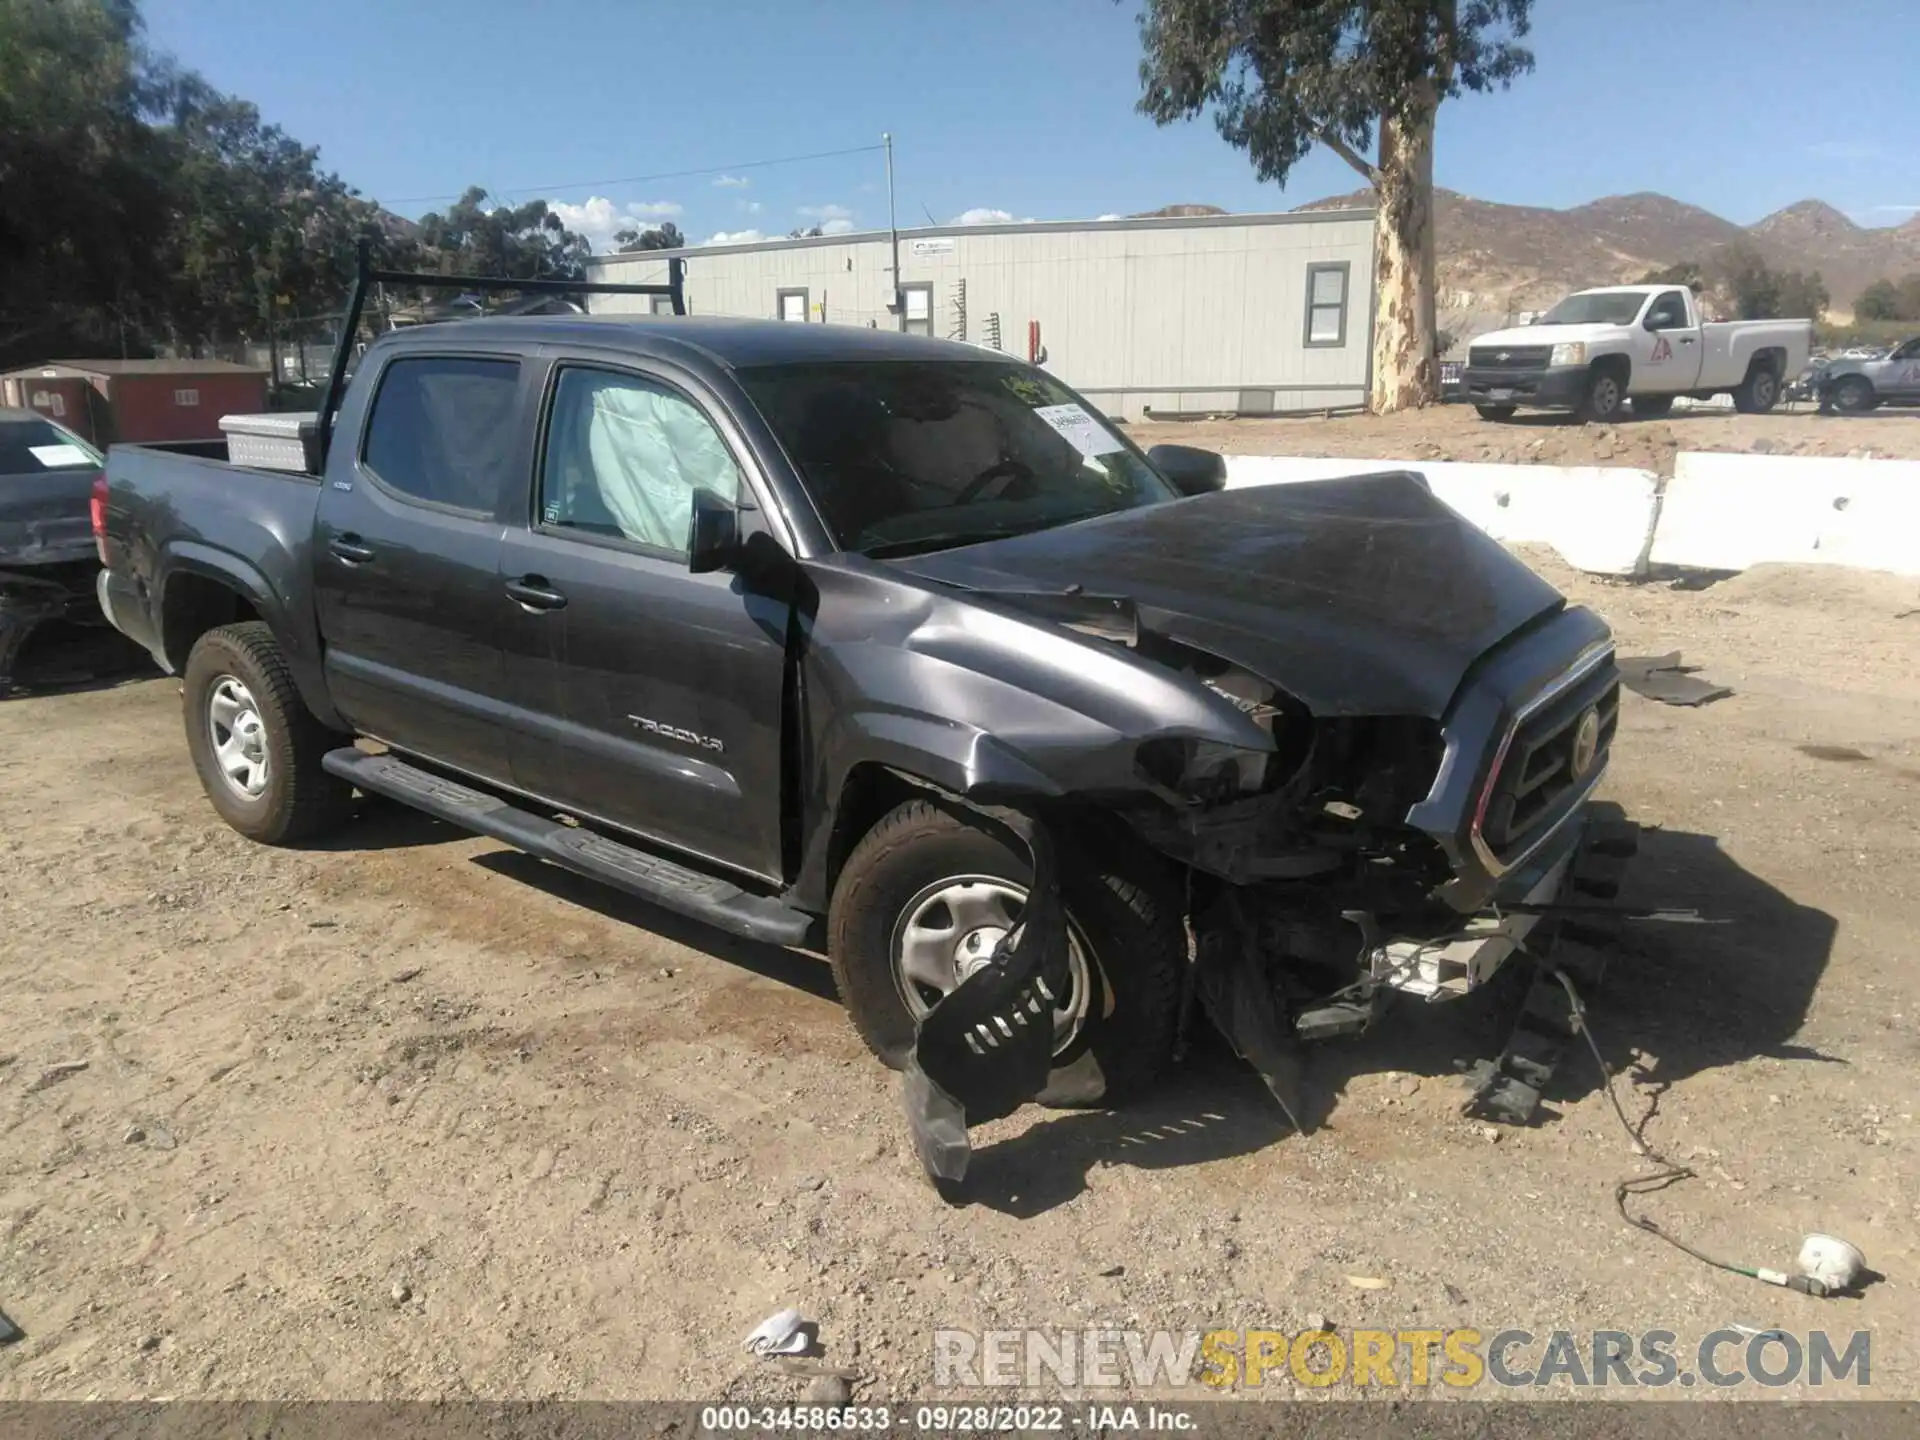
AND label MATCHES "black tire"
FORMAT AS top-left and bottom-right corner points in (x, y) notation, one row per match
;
(1733, 362), (1782, 415)
(1630, 394), (1675, 419)
(827, 798), (1184, 1107)
(1829, 375), (1877, 415)
(182, 621), (353, 845)
(1578, 367), (1627, 423)
(1474, 404), (1517, 422)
